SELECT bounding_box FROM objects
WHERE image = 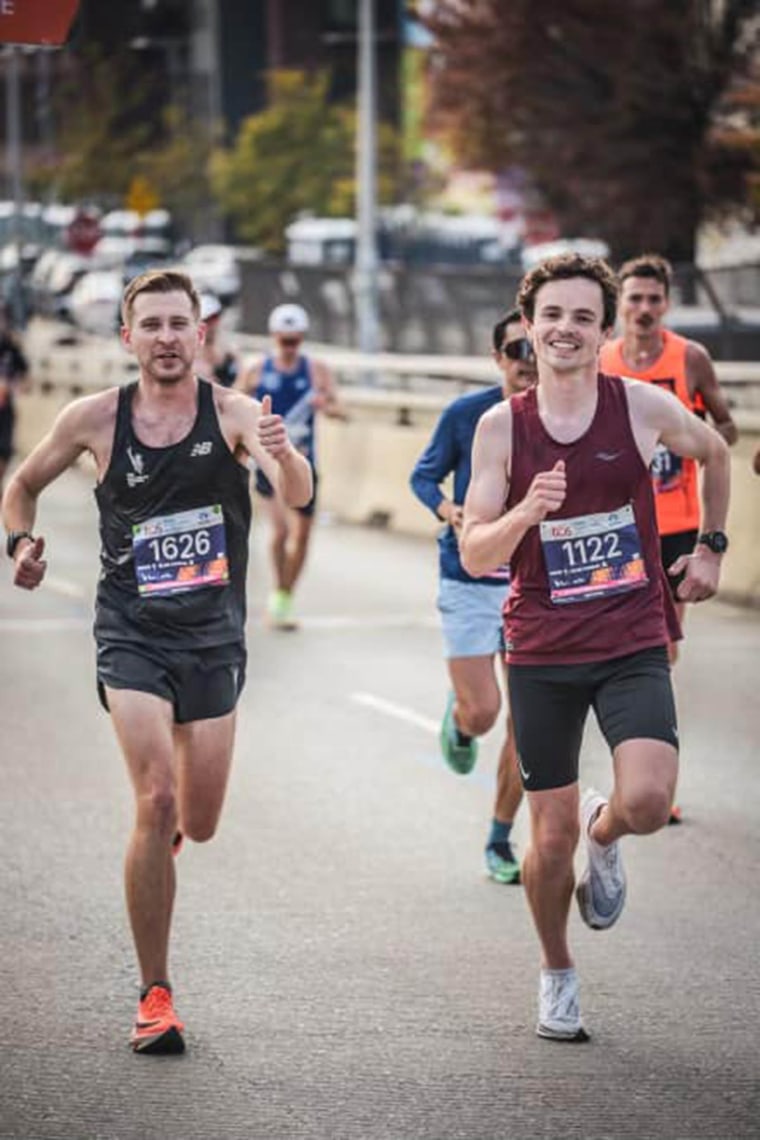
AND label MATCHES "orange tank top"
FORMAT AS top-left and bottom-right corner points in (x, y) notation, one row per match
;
(599, 330), (699, 536)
